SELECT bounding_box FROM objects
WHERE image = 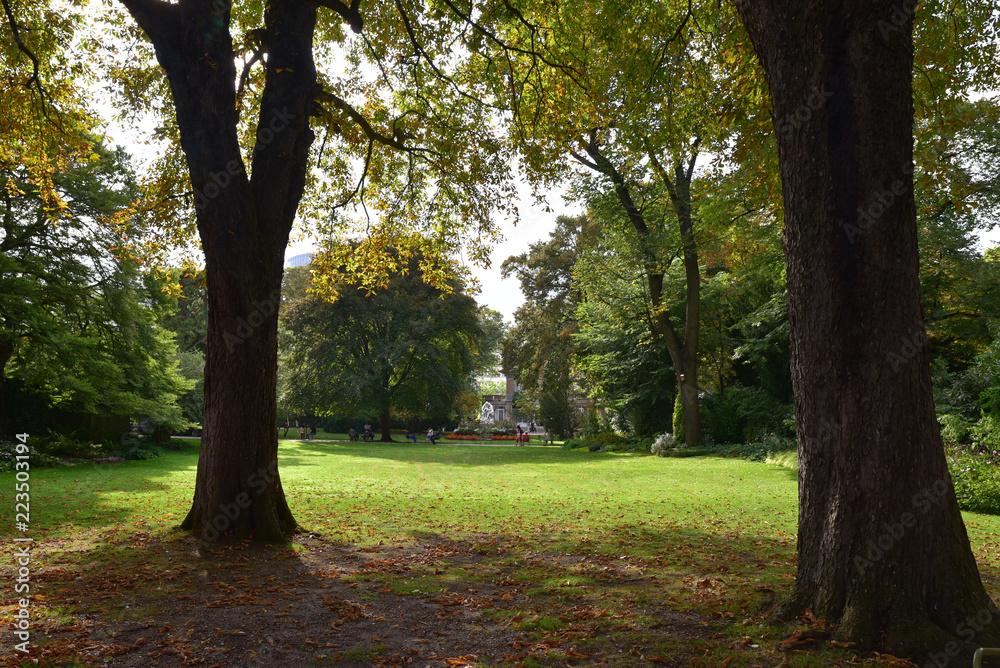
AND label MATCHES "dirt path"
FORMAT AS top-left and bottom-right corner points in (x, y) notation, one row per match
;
(0, 532), (745, 667)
